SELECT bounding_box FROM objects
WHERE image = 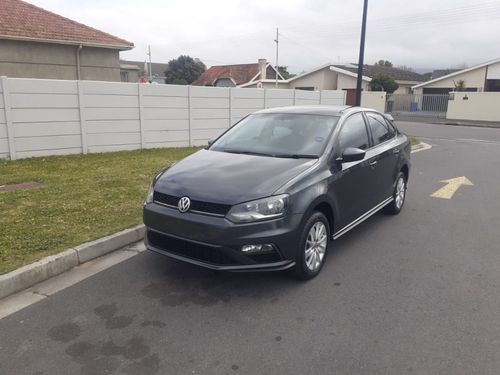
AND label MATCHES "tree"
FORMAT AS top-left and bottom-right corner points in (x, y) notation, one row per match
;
(164, 55), (206, 85)
(374, 59), (393, 67)
(454, 79), (466, 91)
(277, 66), (295, 80)
(369, 73), (399, 93)
(396, 65), (415, 72)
